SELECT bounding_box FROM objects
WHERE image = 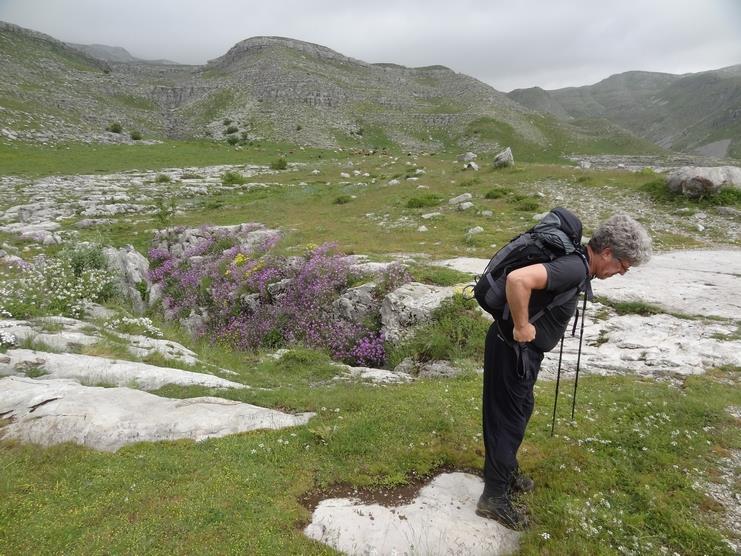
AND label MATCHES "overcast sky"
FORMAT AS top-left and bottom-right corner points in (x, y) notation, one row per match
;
(1, 0), (740, 91)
